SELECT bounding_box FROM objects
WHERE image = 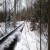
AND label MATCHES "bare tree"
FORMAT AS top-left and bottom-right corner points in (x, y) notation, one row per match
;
(39, 0), (42, 50)
(5, 0), (7, 33)
(13, 0), (17, 28)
